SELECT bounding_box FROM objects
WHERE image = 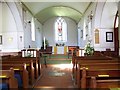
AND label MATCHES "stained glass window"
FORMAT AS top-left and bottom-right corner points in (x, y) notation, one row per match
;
(55, 17), (67, 42)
